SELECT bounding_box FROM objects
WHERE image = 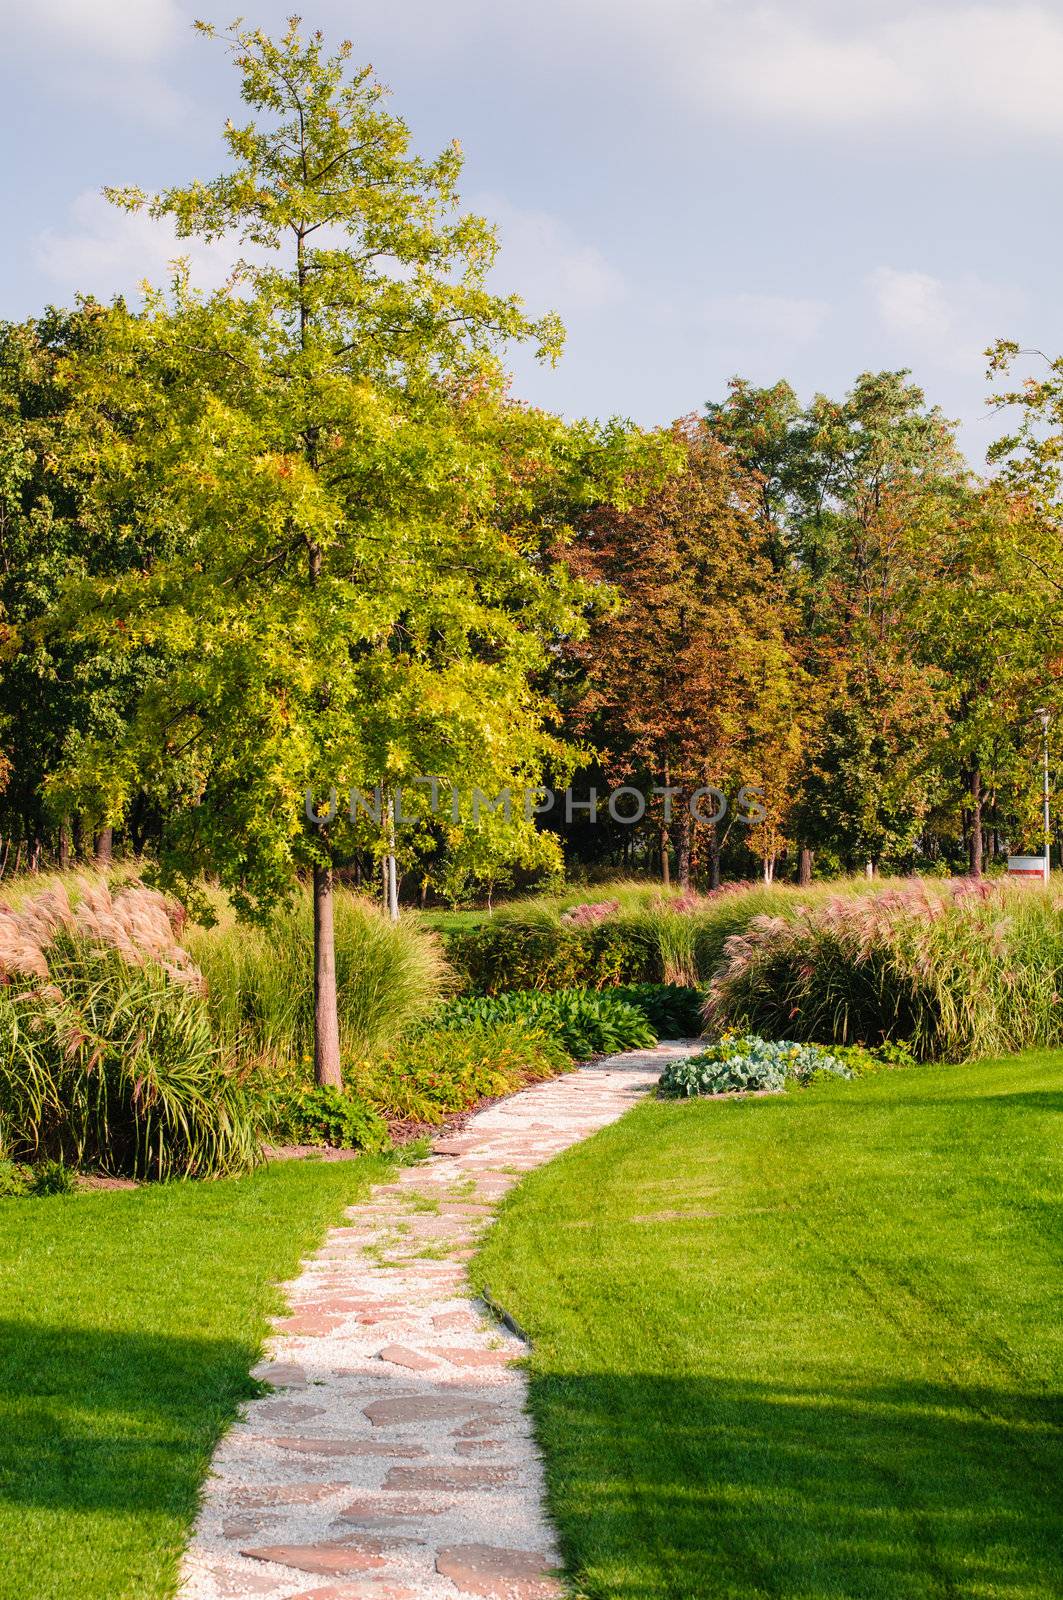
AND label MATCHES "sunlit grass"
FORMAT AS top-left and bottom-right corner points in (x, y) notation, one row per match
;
(474, 1050), (1063, 1600)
